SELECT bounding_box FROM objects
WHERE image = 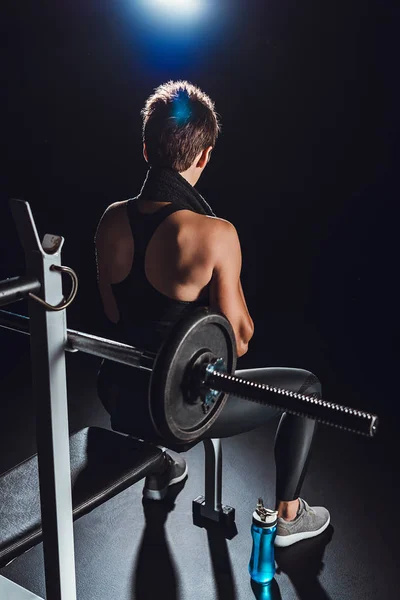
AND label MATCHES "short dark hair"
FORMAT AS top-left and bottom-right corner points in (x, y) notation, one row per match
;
(141, 80), (220, 172)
